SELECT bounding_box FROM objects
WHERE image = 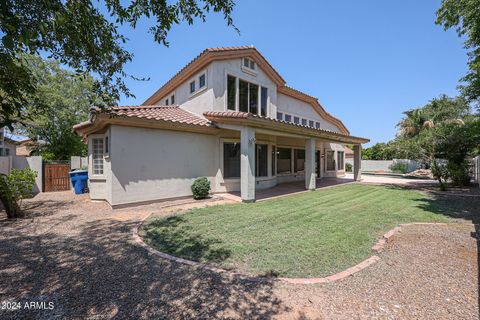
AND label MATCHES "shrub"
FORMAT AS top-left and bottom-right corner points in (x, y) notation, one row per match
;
(345, 163), (353, 172)
(389, 161), (408, 174)
(191, 177), (211, 200)
(446, 161), (470, 186)
(0, 168), (37, 218)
